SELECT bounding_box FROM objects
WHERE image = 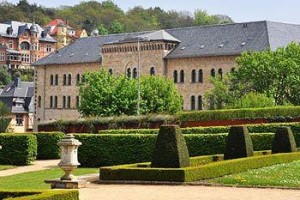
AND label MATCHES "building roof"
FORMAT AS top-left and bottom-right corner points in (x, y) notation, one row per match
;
(0, 21), (56, 43)
(33, 21), (300, 66)
(45, 19), (74, 36)
(0, 78), (34, 114)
